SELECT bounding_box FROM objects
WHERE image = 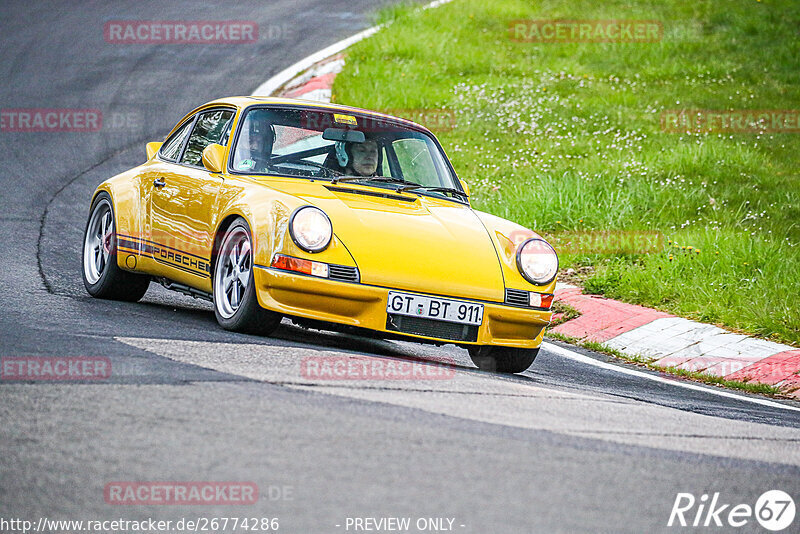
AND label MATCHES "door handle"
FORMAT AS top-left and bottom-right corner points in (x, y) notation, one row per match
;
(153, 178), (166, 188)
